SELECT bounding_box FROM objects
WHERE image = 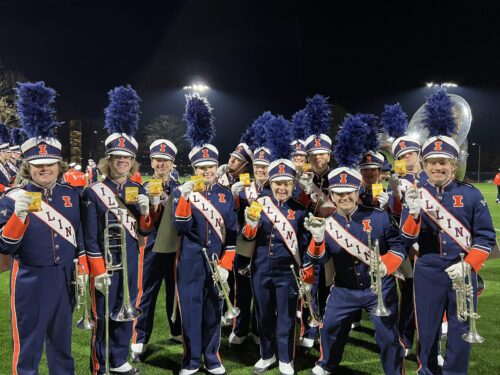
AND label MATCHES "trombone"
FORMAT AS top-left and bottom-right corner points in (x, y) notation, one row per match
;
(290, 264), (322, 327)
(201, 247), (240, 320)
(72, 259), (93, 330)
(453, 254), (484, 343)
(103, 208), (143, 374)
(367, 232), (390, 317)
